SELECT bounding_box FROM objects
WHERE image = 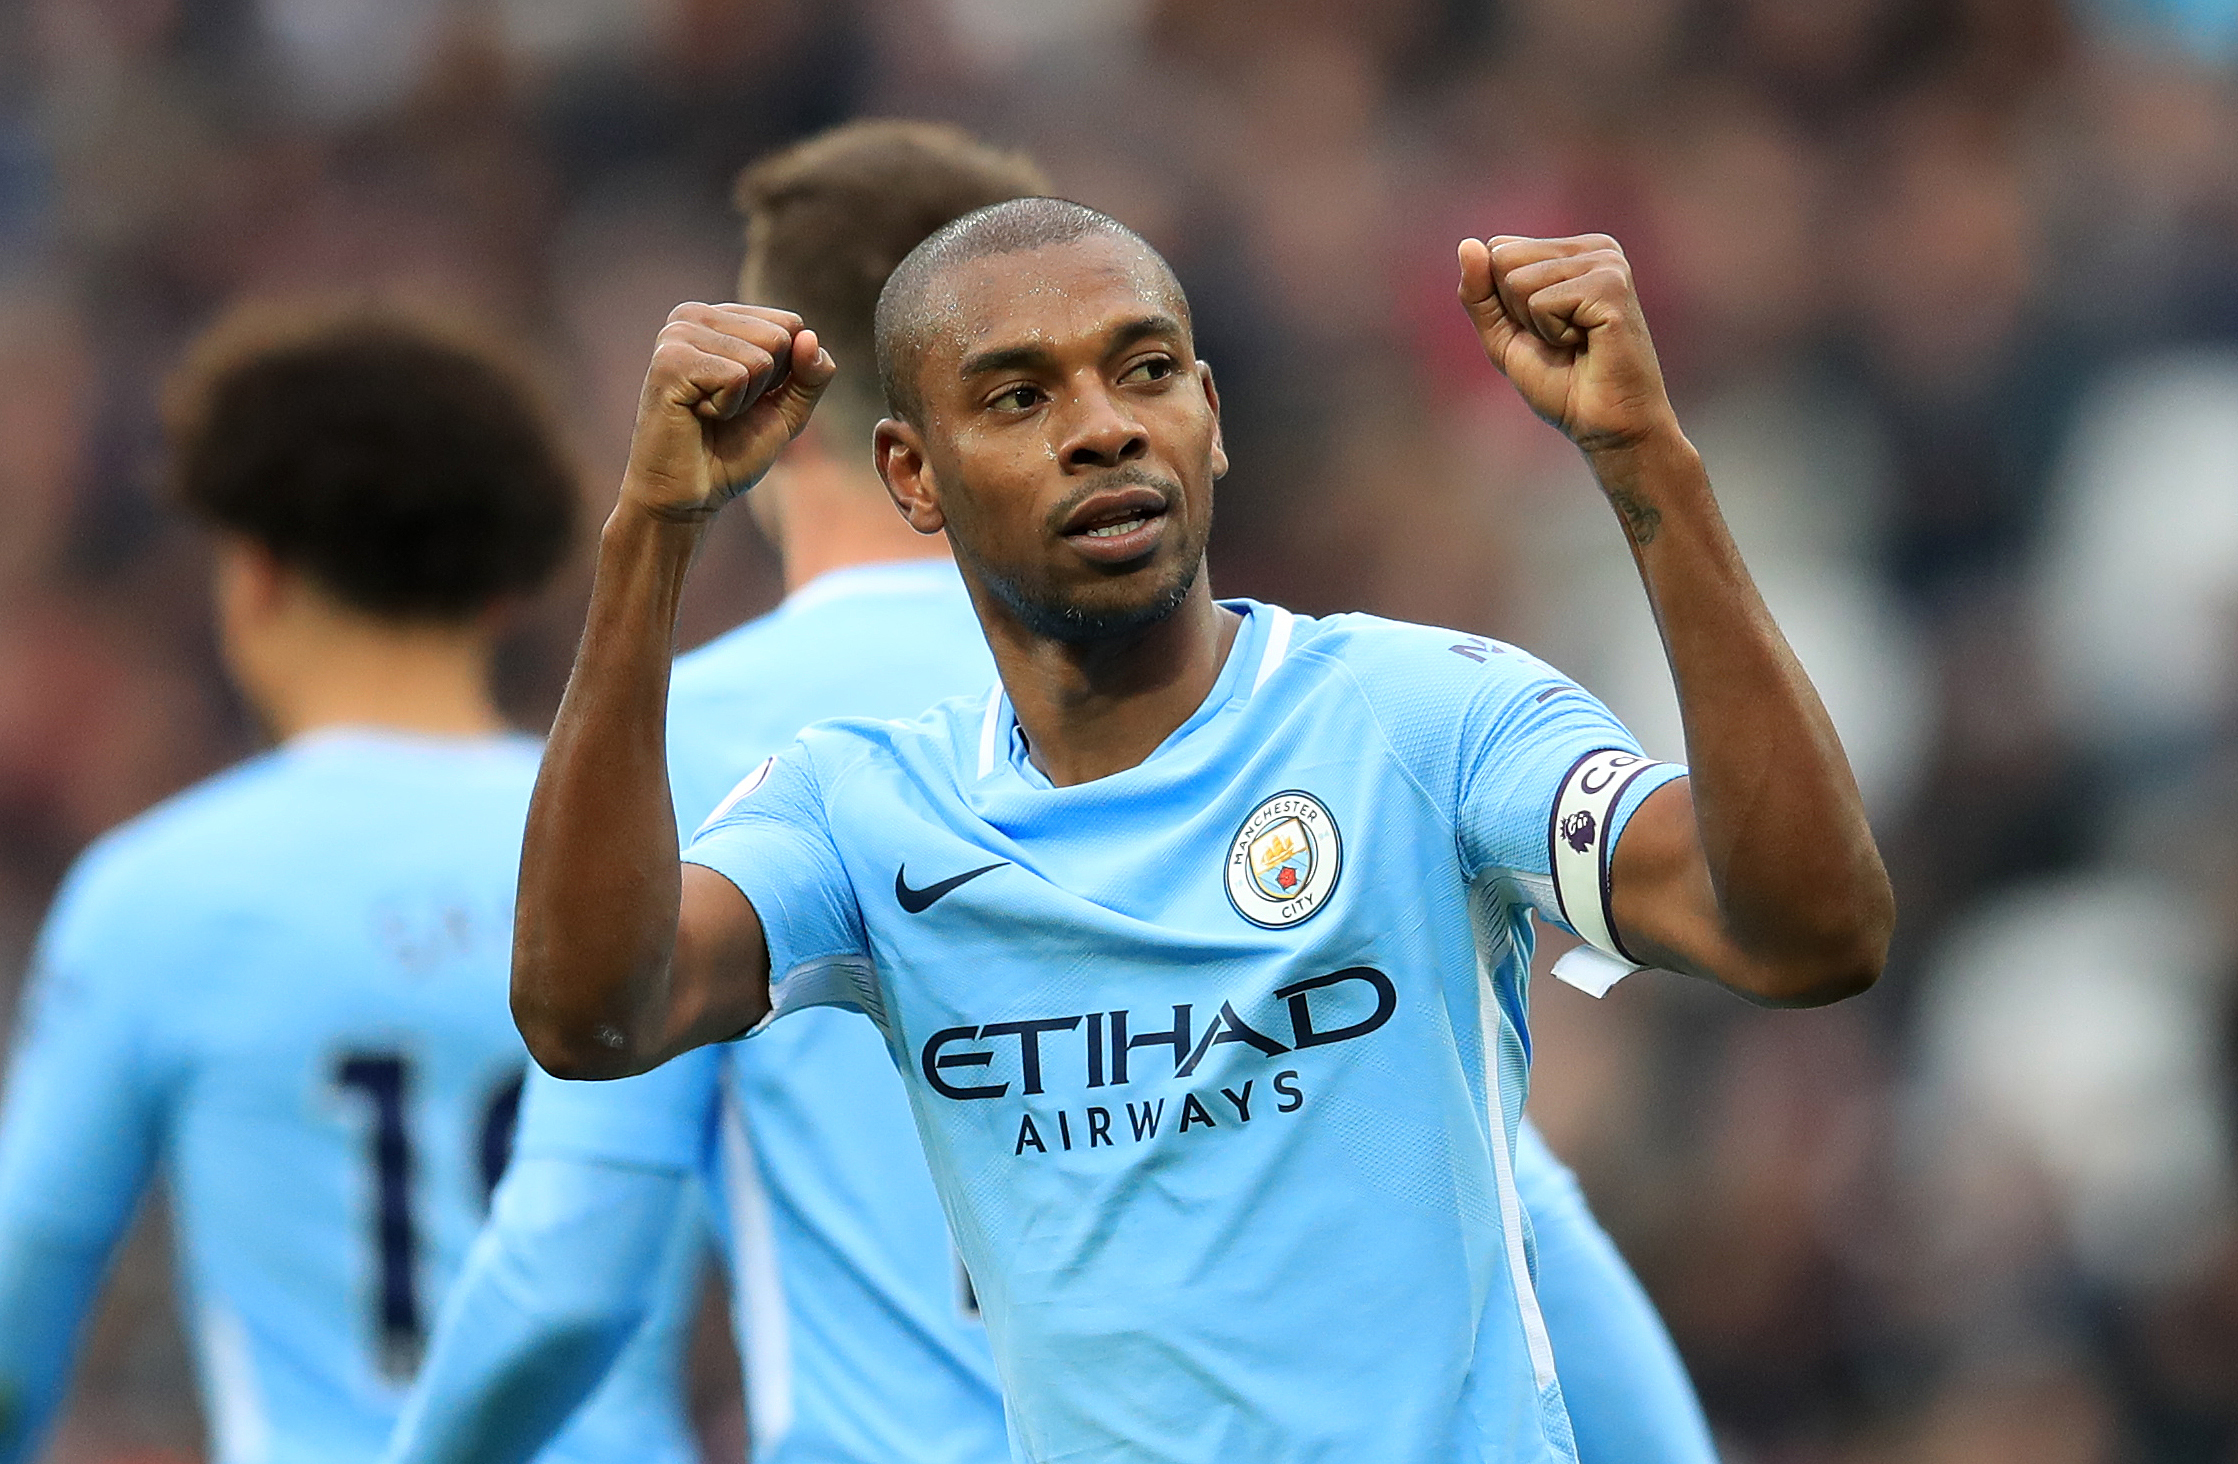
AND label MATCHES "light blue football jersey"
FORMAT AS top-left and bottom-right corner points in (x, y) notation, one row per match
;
(685, 600), (1685, 1464)
(0, 732), (699, 1464)
(513, 560), (1011, 1463)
